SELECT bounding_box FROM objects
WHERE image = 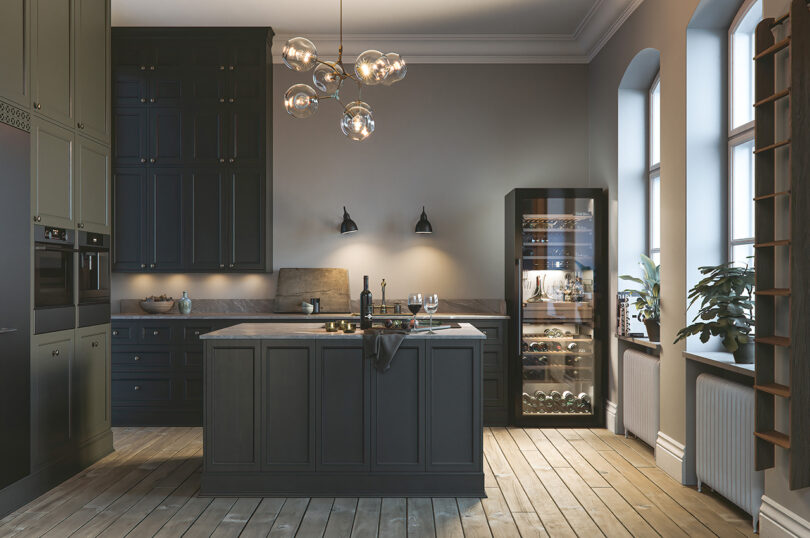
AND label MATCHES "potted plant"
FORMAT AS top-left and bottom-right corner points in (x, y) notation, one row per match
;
(674, 262), (755, 363)
(620, 255), (661, 342)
